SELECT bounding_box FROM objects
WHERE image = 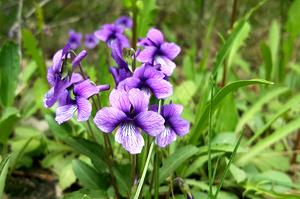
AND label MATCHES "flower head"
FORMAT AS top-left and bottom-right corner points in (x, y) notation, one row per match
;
(137, 28), (181, 76)
(85, 33), (99, 49)
(55, 79), (109, 124)
(94, 88), (165, 154)
(151, 104), (189, 147)
(68, 30), (82, 50)
(109, 41), (132, 86)
(118, 64), (172, 99)
(115, 16), (133, 29)
(94, 24), (129, 49)
(44, 46), (83, 108)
